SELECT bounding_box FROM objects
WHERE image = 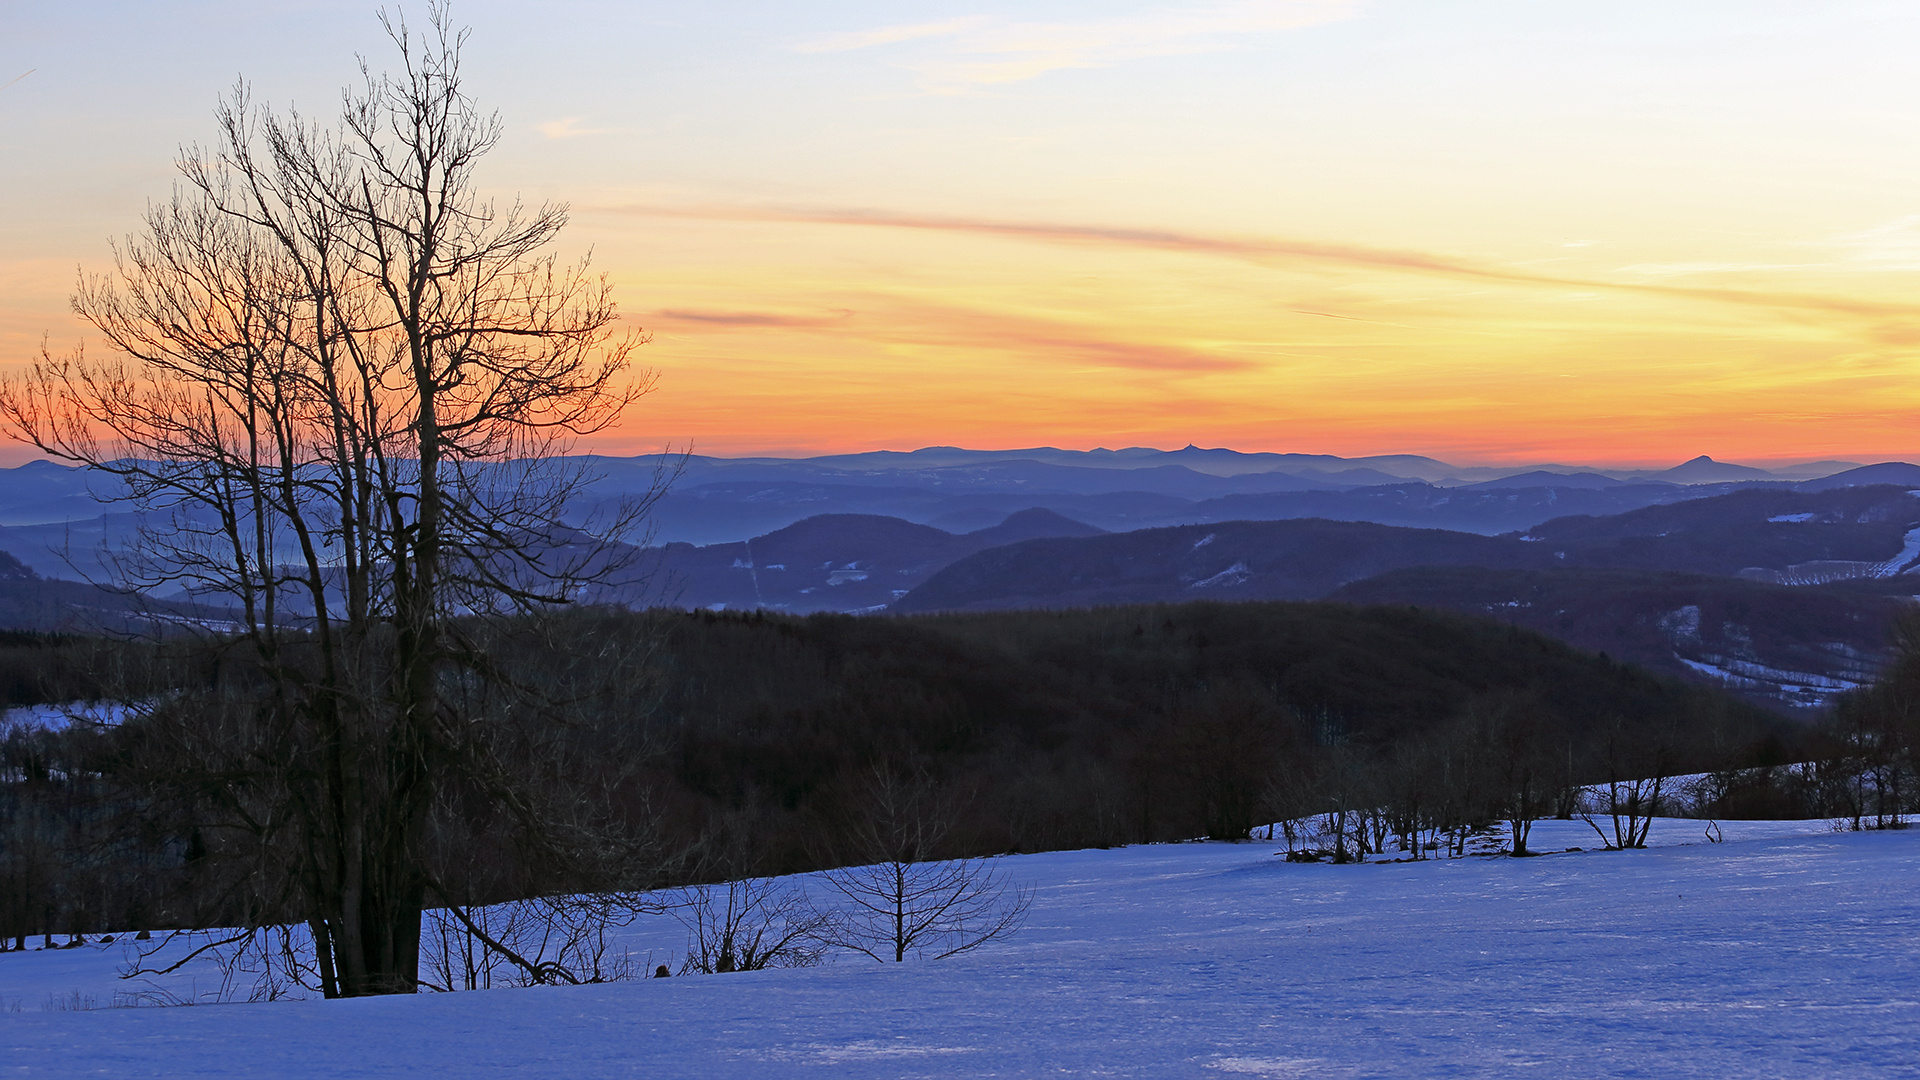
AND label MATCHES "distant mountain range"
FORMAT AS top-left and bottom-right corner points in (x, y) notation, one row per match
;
(0, 450), (1905, 562)
(579, 480), (1920, 713)
(2, 447), (1917, 711)
(895, 484), (1920, 612)
(620, 451), (1909, 545)
(881, 484), (1920, 712)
